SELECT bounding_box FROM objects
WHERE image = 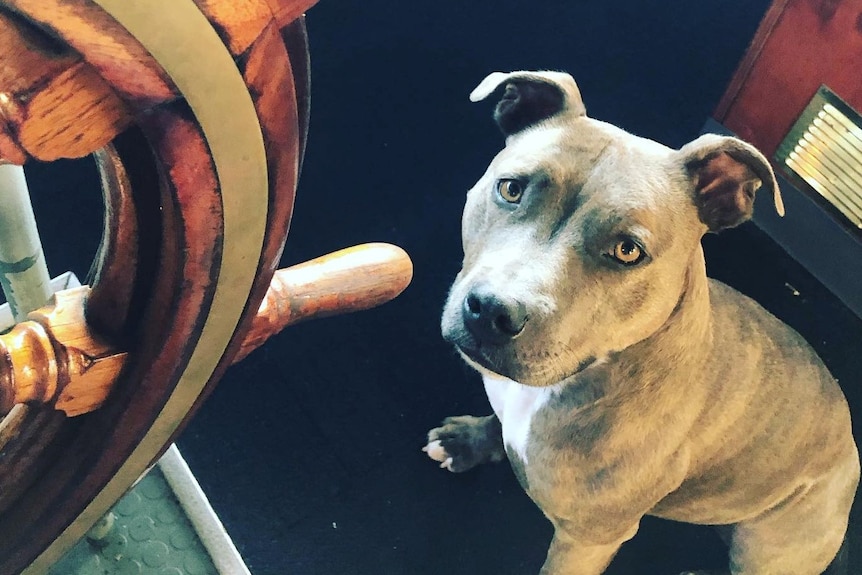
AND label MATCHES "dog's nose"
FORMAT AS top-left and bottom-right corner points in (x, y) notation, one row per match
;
(462, 285), (528, 345)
